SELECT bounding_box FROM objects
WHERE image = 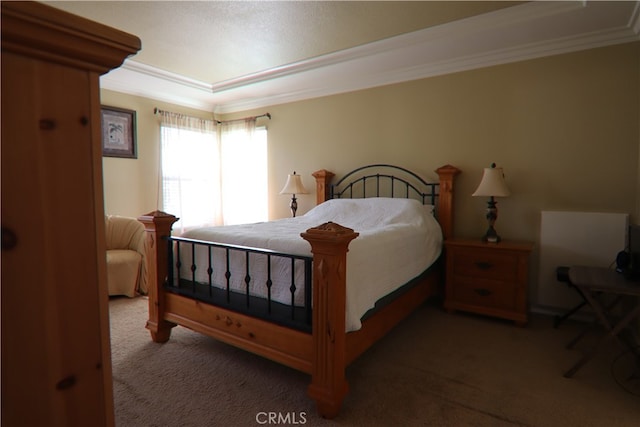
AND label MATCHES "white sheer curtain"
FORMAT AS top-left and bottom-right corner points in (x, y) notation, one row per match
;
(159, 111), (222, 234)
(159, 111), (268, 233)
(218, 119), (268, 225)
